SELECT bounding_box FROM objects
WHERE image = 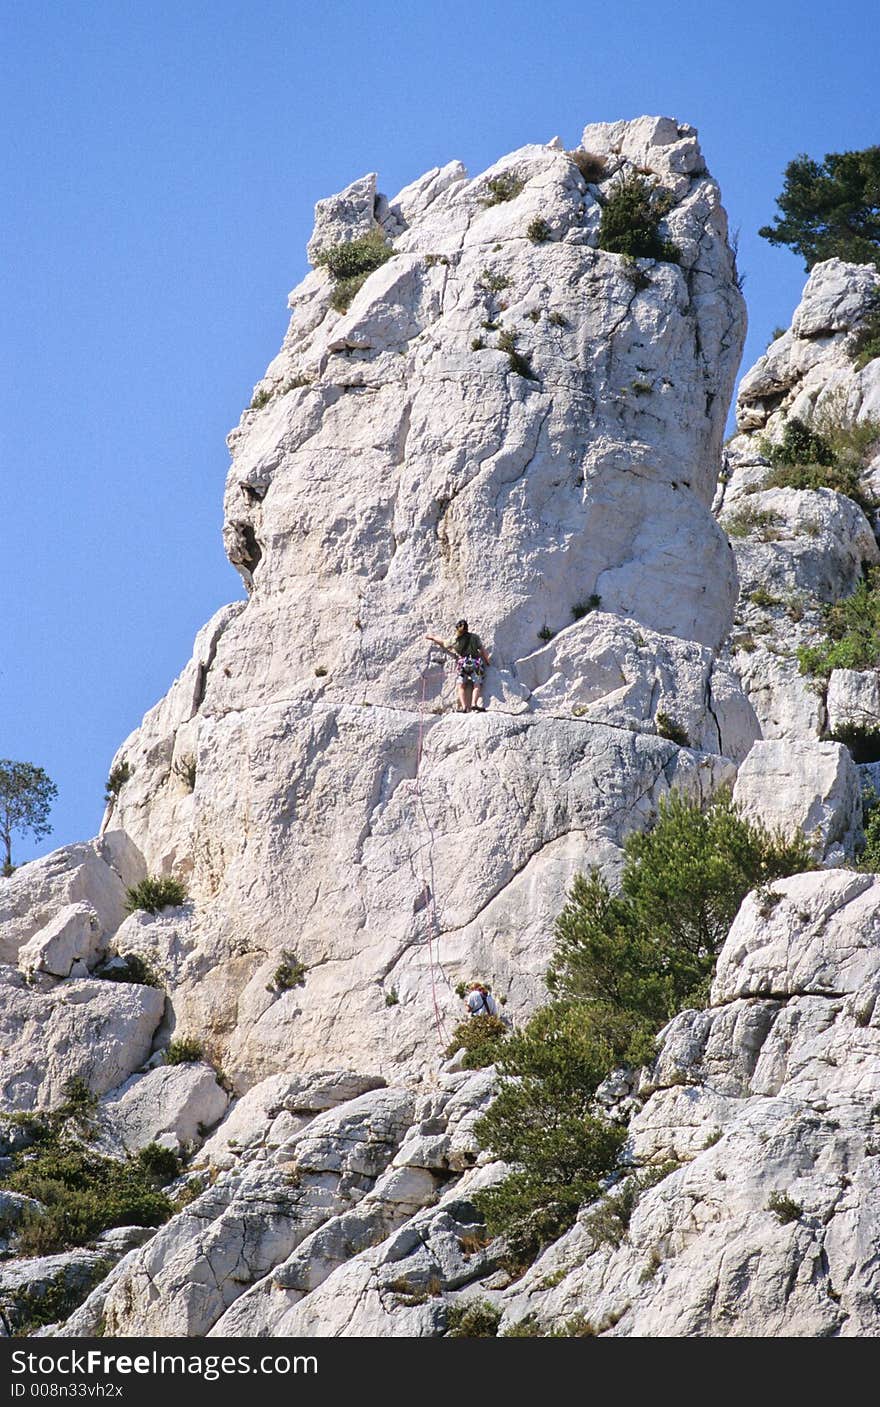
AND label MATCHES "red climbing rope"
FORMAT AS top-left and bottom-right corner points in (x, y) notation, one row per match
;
(414, 652), (450, 1048)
